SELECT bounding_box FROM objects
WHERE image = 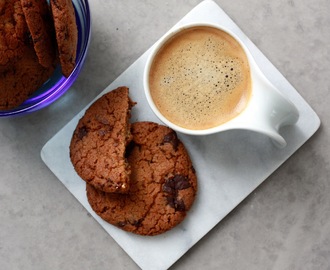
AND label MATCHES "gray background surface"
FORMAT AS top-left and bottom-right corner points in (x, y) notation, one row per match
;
(1, 1), (329, 269)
